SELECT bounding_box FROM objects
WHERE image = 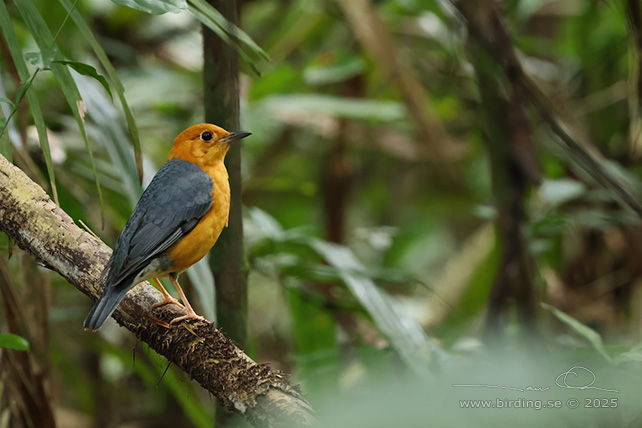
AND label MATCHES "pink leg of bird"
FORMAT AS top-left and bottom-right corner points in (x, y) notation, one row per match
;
(168, 275), (205, 324)
(150, 278), (184, 309)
